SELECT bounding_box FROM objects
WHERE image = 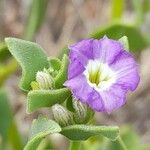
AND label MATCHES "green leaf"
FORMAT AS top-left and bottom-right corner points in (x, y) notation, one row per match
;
(48, 57), (61, 71)
(0, 88), (12, 142)
(24, 116), (61, 150)
(27, 88), (71, 113)
(5, 38), (49, 91)
(54, 54), (69, 88)
(61, 125), (119, 141)
(66, 95), (75, 112)
(0, 88), (23, 149)
(91, 23), (147, 52)
(8, 121), (23, 150)
(118, 36), (129, 51)
(24, 0), (49, 40)
(0, 42), (11, 62)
